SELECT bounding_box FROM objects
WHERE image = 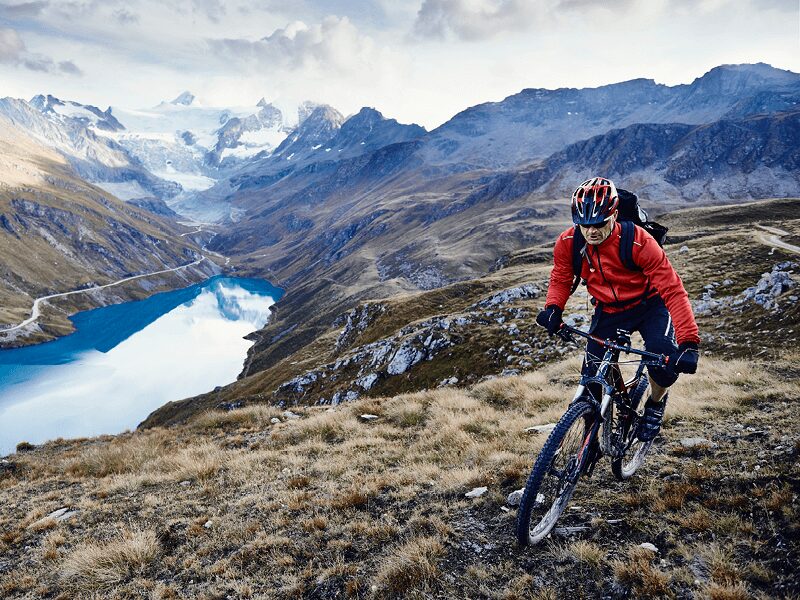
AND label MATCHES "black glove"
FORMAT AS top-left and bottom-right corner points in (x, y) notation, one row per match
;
(536, 305), (563, 335)
(671, 342), (699, 374)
